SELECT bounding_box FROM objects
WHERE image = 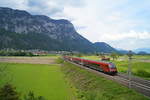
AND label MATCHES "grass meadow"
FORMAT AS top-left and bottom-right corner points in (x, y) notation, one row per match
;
(0, 62), (74, 100)
(81, 55), (150, 80)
